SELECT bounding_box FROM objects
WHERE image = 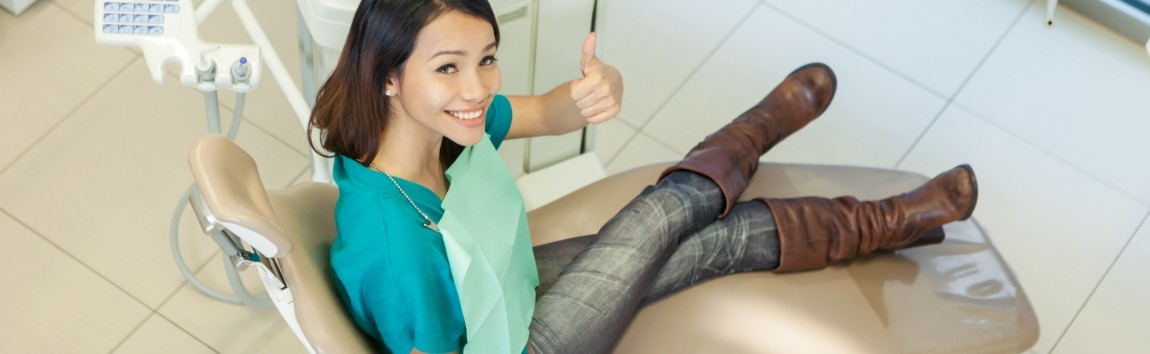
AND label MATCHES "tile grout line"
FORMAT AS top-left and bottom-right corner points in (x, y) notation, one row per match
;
(49, 0), (92, 27)
(153, 312), (223, 353)
(618, 3), (759, 167)
(1050, 209), (1150, 351)
(758, 0), (959, 100)
(106, 311), (157, 353)
(0, 57), (138, 177)
(955, 102), (1150, 209)
(633, 3), (757, 134)
(893, 0), (1032, 169)
(0, 207), (155, 313)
